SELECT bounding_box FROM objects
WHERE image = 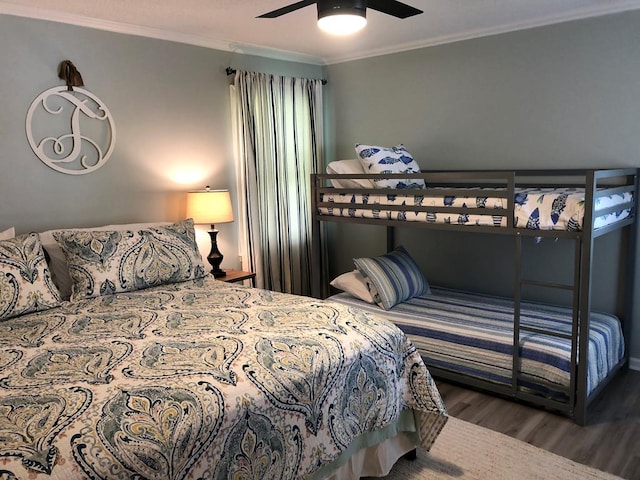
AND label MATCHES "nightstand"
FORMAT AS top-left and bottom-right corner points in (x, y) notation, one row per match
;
(217, 269), (256, 286)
